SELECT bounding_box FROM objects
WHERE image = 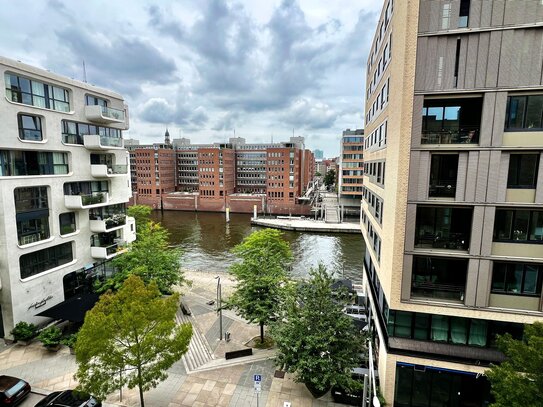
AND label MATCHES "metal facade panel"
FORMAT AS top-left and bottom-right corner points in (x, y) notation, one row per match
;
(408, 151), (420, 201)
(411, 95), (424, 148)
(415, 37), (428, 91)
(480, 206), (496, 256)
(476, 259), (492, 307)
(465, 151), (479, 201)
(486, 150), (502, 203)
(491, 0), (506, 26)
(528, 30), (543, 86)
(418, 0), (431, 32)
(464, 259), (479, 307)
(475, 151), (490, 202)
(535, 152), (543, 203)
(486, 31), (502, 88)
(492, 92), (508, 147)
(404, 204), (416, 252)
(465, 34), (479, 88)
(469, 0), (482, 28)
(504, 0), (522, 26)
(401, 254), (413, 301)
(455, 152), (468, 202)
(457, 33), (469, 89)
(469, 205), (485, 255)
(480, 91), (496, 147)
(418, 151), (431, 200)
(497, 30), (514, 87)
(480, 0), (493, 27)
(497, 153), (509, 202)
